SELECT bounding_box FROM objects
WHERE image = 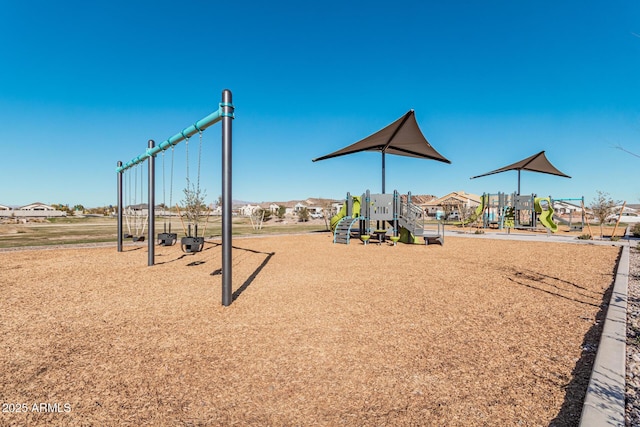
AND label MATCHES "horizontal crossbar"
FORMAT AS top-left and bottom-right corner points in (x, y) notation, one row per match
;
(116, 105), (226, 173)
